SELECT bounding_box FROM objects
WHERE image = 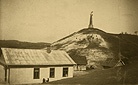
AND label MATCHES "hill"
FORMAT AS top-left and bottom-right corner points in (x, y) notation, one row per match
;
(0, 40), (50, 49)
(52, 28), (138, 68)
(116, 34), (138, 60)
